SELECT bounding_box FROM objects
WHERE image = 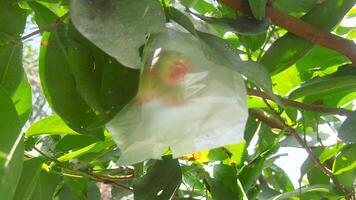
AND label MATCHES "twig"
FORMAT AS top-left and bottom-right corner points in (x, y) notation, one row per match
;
(249, 108), (350, 196)
(220, 0), (356, 65)
(21, 12), (70, 41)
(247, 88), (353, 116)
(32, 147), (134, 192)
